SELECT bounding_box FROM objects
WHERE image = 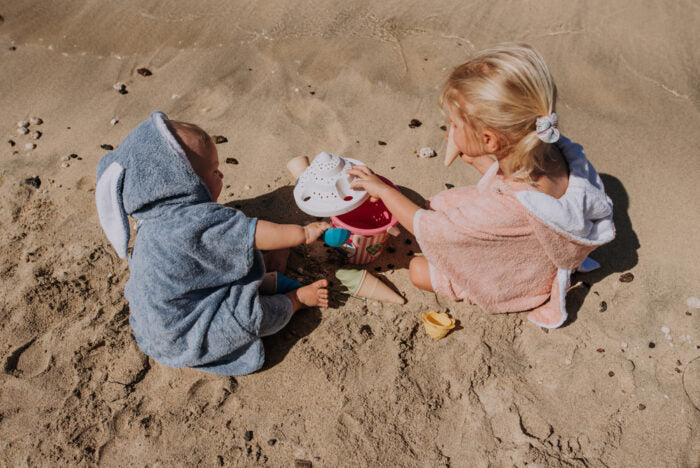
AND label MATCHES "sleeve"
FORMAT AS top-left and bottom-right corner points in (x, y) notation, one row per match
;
(247, 218), (258, 265)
